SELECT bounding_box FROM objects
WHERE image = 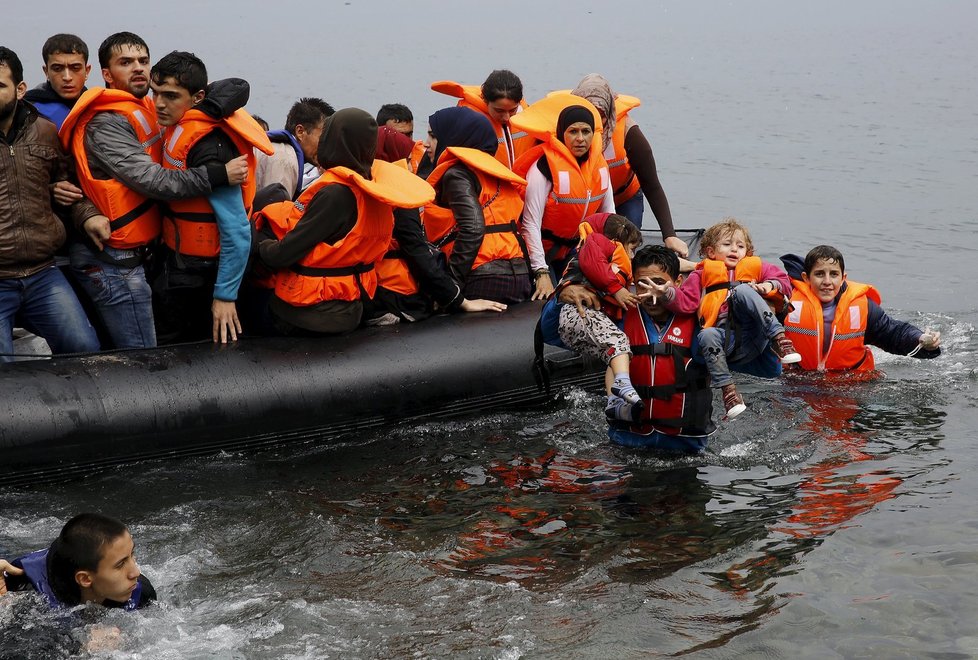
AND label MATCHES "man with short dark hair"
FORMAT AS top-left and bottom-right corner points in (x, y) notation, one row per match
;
(60, 32), (250, 349)
(24, 33), (90, 128)
(377, 102), (431, 177)
(256, 96), (334, 199)
(150, 50), (272, 343)
(0, 46), (101, 361)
